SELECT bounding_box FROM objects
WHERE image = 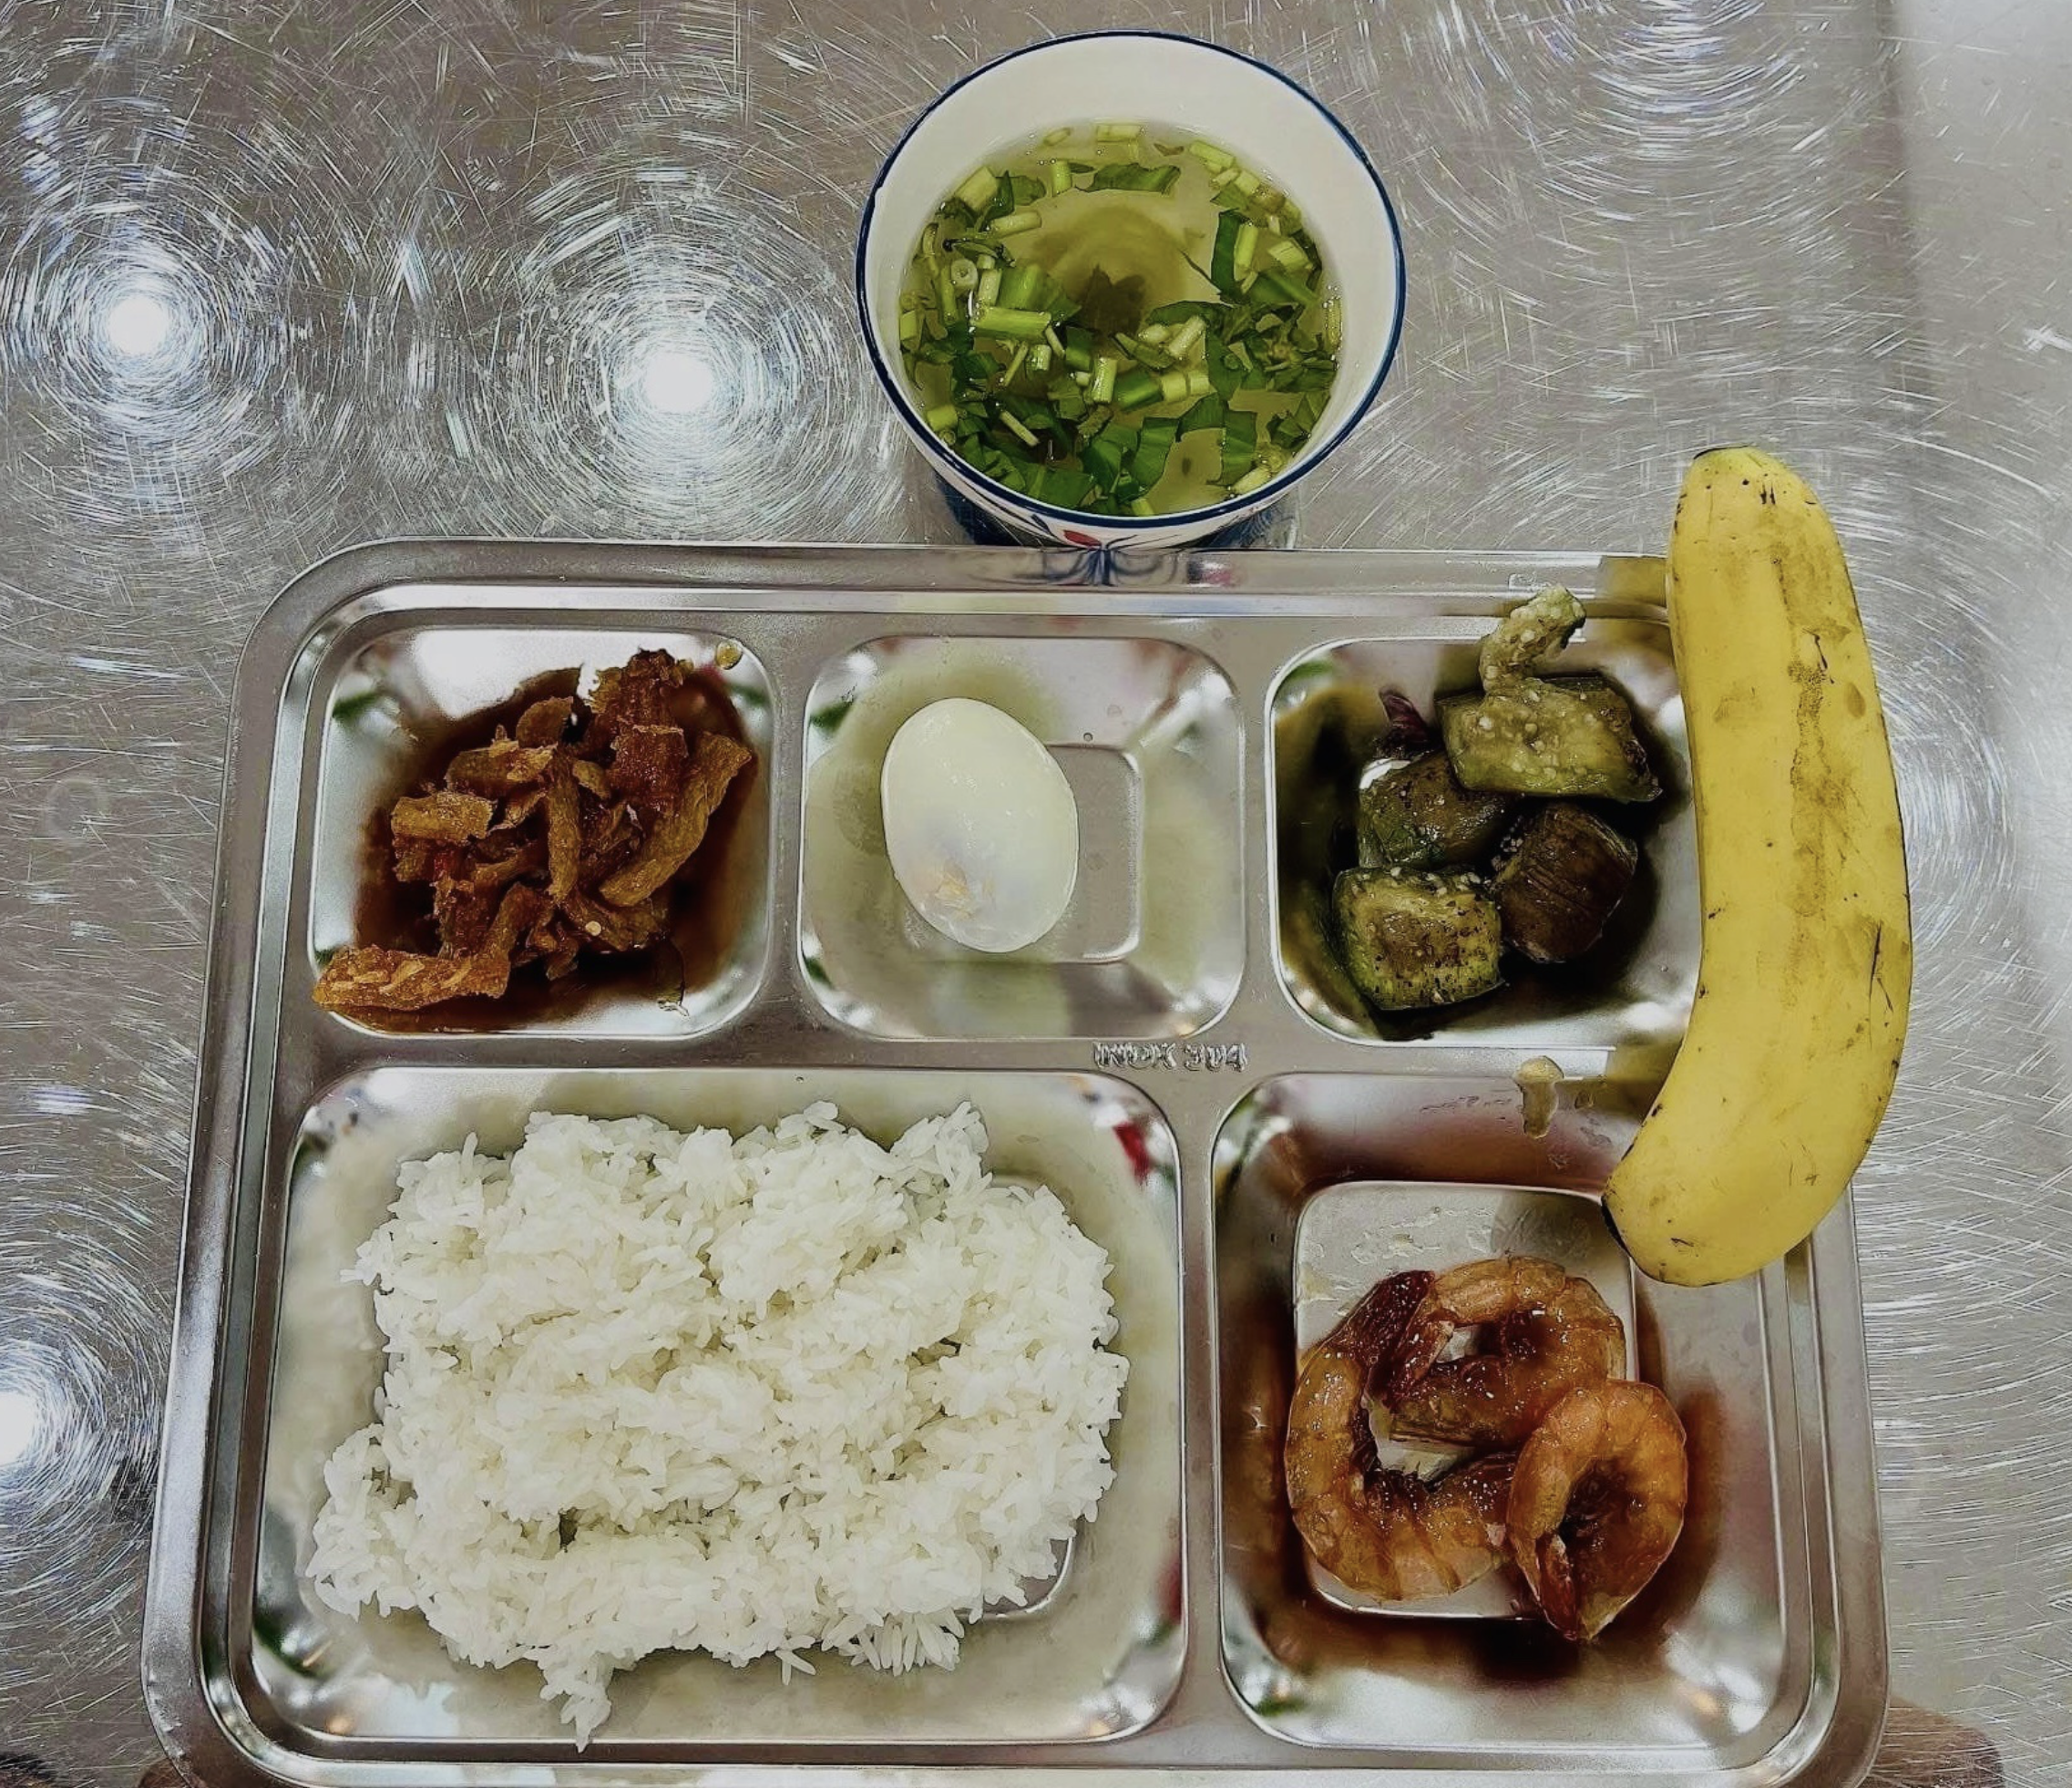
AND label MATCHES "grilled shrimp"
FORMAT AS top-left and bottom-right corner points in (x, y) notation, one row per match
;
(1380, 1256), (1626, 1449)
(1506, 1380), (1688, 1640)
(1285, 1272), (1514, 1601)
